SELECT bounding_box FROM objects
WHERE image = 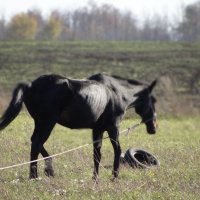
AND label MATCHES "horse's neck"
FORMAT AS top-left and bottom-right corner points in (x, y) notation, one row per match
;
(122, 85), (145, 109)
